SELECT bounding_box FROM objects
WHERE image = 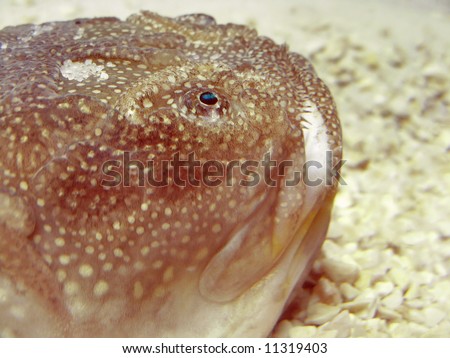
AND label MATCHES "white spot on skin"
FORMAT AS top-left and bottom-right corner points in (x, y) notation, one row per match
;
(133, 281), (144, 299)
(56, 269), (67, 282)
(19, 181), (28, 190)
(142, 98), (153, 108)
(212, 223), (222, 233)
(54, 237), (65, 247)
(18, 24), (54, 43)
(114, 248), (124, 258)
(73, 27), (84, 40)
(59, 254), (70, 265)
(79, 264), (94, 278)
(85, 246), (95, 254)
(60, 59), (109, 82)
(162, 223), (170, 230)
(93, 280), (109, 297)
(163, 266), (174, 282)
(64, 281), (79, 295)
(103, 262), (113, 272)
